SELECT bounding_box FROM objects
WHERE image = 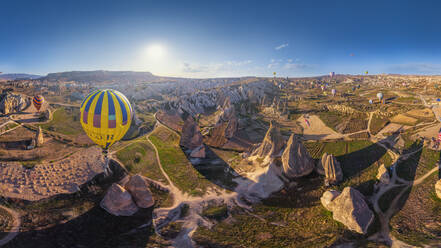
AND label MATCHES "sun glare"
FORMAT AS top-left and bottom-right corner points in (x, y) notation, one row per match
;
(145, 44), (165, 59)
